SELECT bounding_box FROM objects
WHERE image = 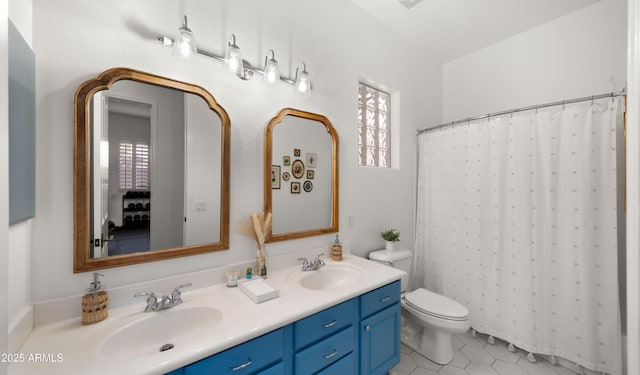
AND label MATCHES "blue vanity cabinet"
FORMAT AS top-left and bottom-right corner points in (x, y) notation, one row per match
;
(165, 280), (401, 375)
(359, 281), (401, 375)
